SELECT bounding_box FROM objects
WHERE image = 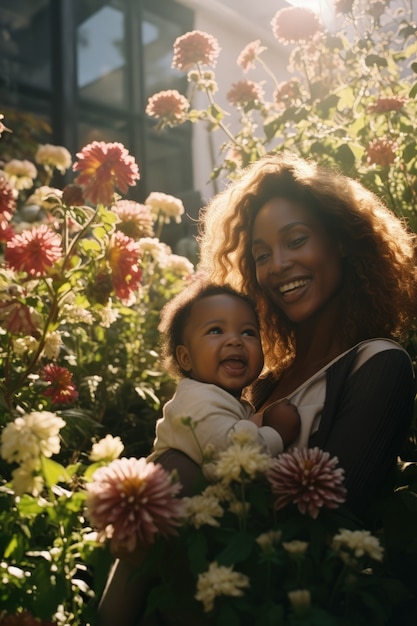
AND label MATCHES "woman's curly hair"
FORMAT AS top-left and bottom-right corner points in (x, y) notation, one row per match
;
(198, 152), (417, 373)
